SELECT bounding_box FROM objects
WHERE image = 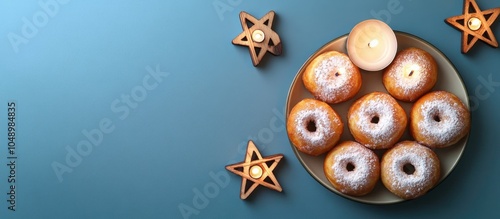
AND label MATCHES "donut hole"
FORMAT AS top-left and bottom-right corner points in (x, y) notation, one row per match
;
(306, 120), (317, 132)
(335, 72), (340, 77)
(408, 70), (414, 77)
(403, 163), (415, 175)
(370, 116), (380, 124)
(346, 163), (355, 172)
(433, 114), (441, 122)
